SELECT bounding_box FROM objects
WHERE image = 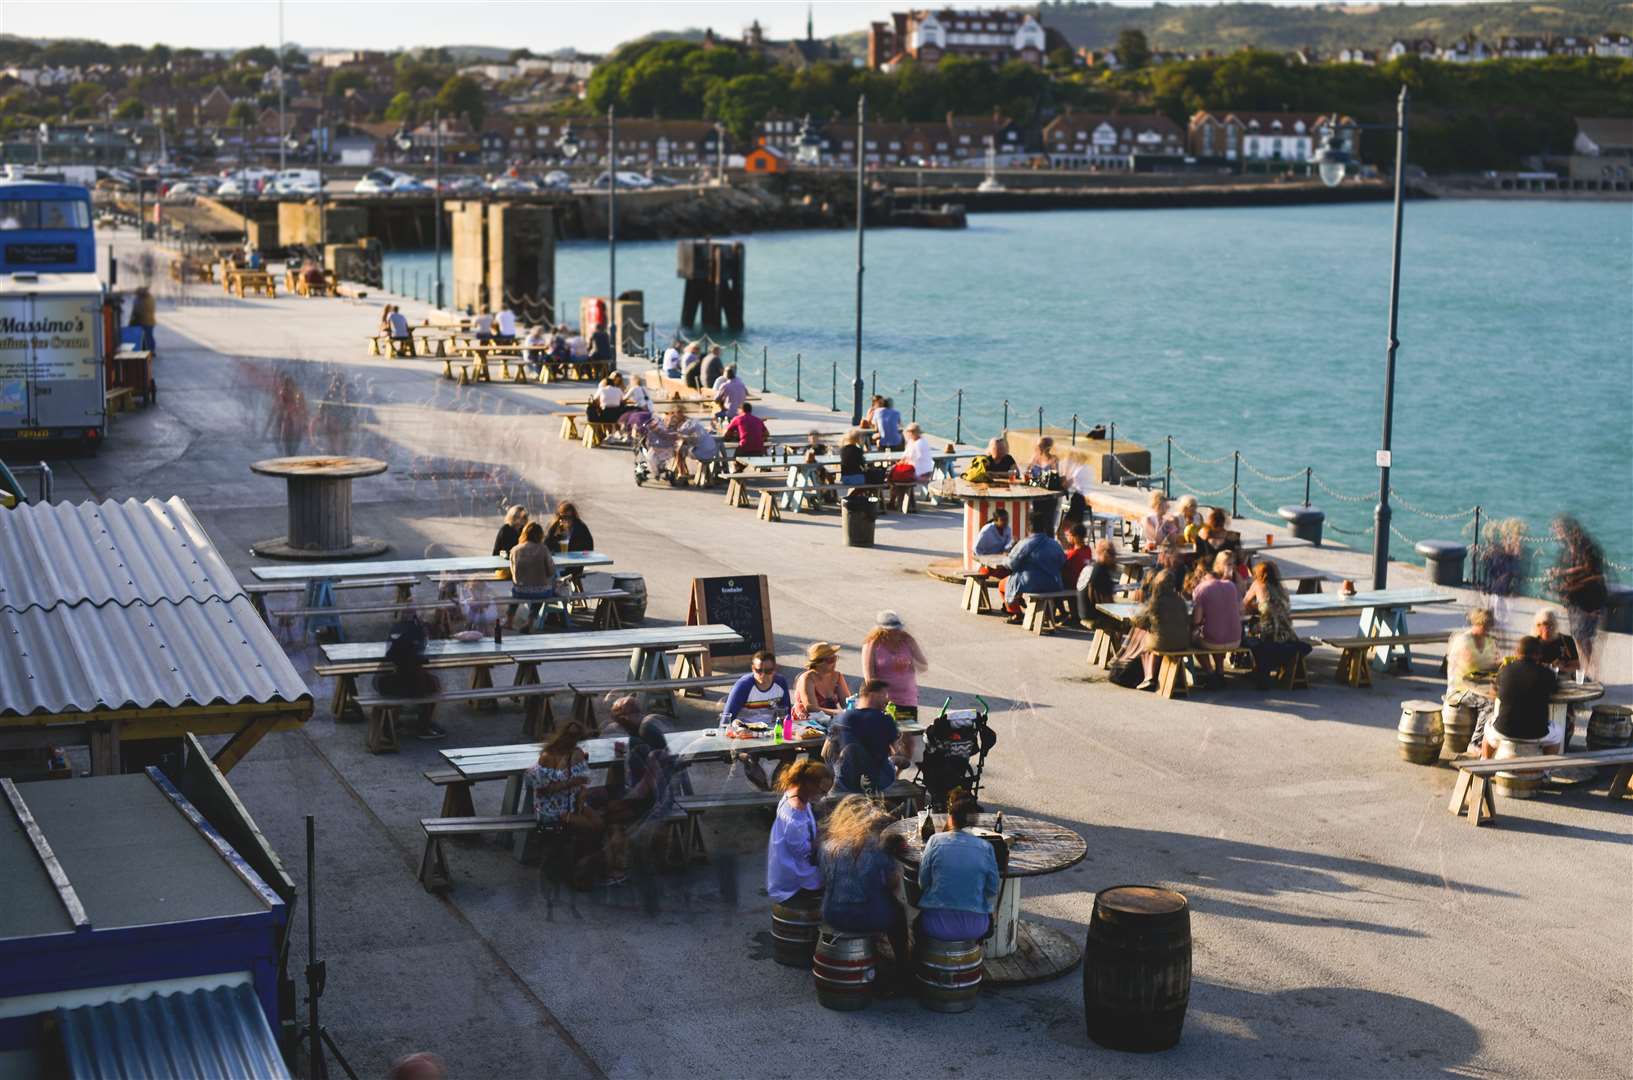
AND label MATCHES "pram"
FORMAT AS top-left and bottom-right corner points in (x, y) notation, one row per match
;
(629, 412), (688, 487)
(915, 697), (996, 811)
